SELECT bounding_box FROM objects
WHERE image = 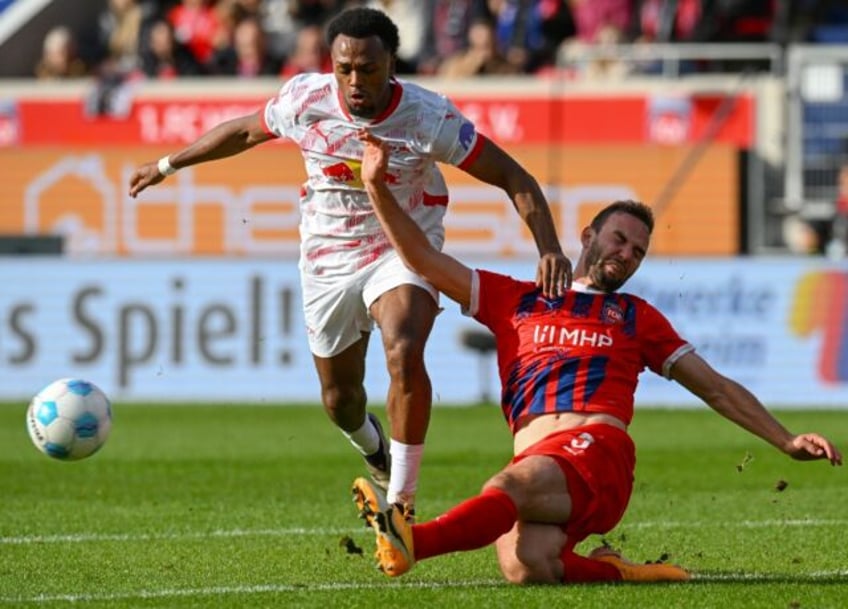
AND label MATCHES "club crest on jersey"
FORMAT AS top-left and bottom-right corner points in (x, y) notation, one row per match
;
(601, 301), (624, 324)
(458, 121), (475, 151)
(563, 432), (595, 455)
